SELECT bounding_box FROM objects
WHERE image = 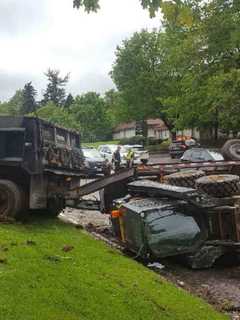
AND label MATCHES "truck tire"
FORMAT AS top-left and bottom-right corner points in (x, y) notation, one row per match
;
(196, 174), (240, 198)
(164, 170), (205, 188)
(222, 139), (240, 160)
(0, 180), (24, 220)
